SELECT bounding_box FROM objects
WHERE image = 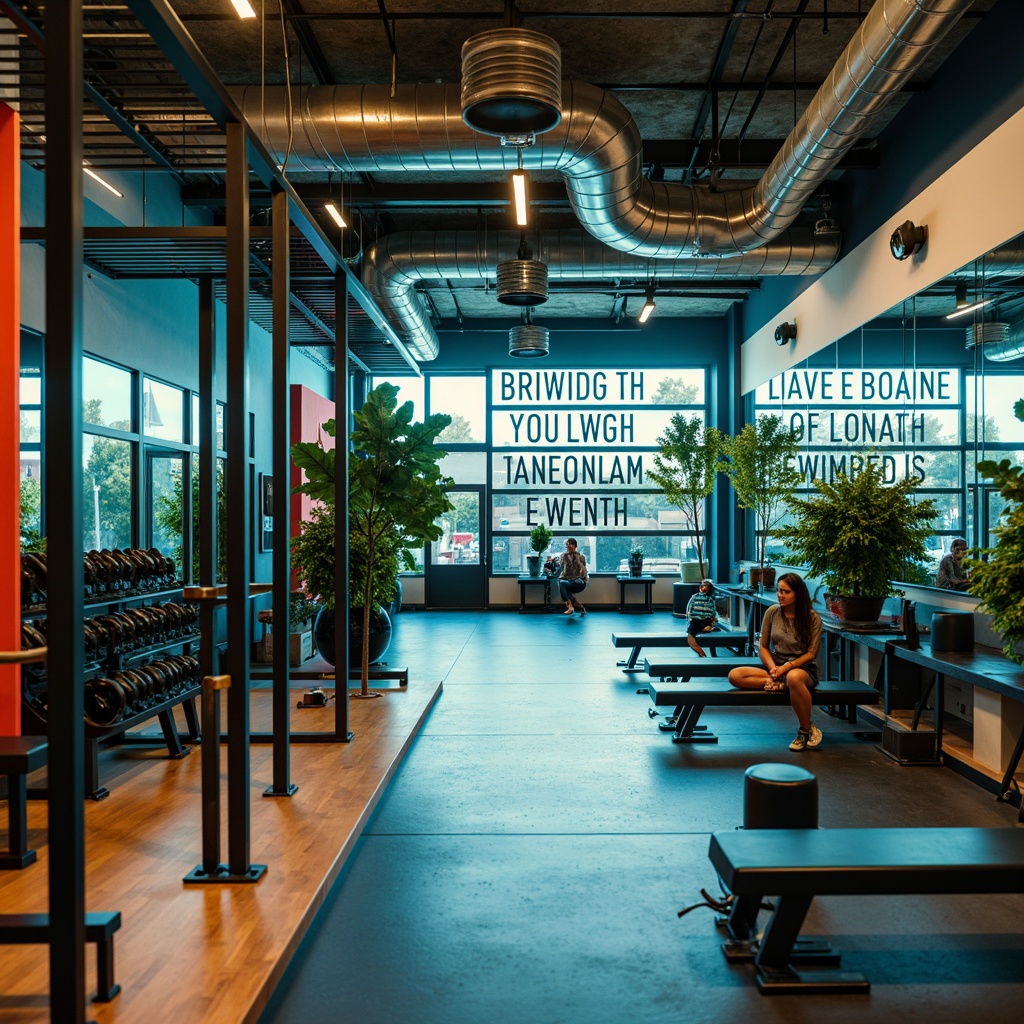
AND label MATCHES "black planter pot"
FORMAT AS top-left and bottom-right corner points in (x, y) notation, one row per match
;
(628, 556), (644, 577)
(313, 603), (393, 668)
